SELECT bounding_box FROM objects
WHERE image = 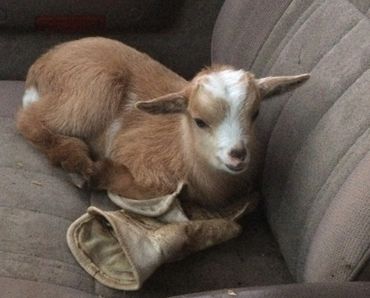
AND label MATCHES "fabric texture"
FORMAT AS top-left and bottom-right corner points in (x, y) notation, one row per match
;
(212, 0), (370, 282)
(171, 282), (370, 298)
(0, 81), (292, 297)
